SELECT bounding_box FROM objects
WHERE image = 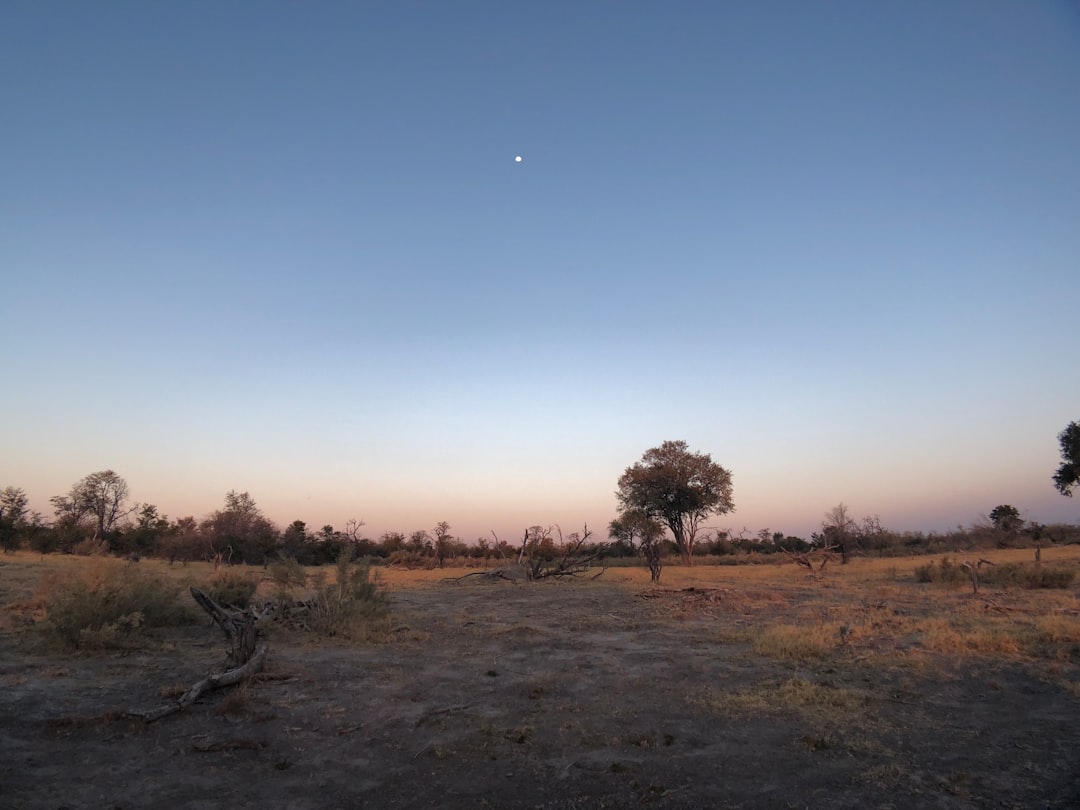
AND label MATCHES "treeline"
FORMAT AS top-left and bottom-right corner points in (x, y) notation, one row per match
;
(1, 472), (1077, 567)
